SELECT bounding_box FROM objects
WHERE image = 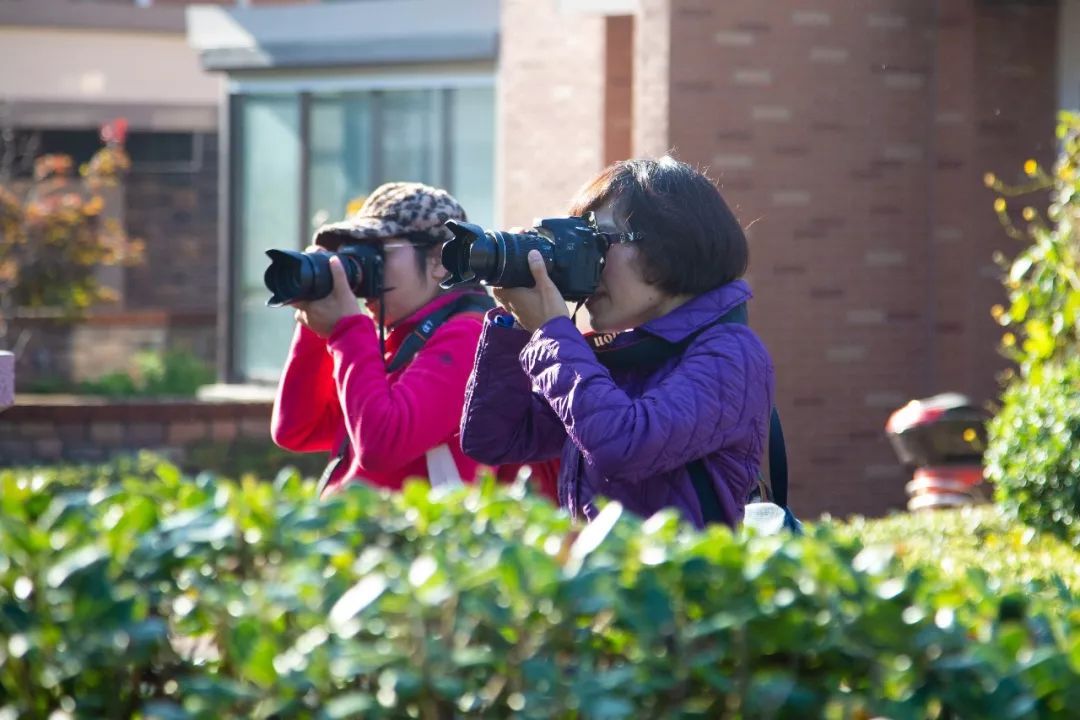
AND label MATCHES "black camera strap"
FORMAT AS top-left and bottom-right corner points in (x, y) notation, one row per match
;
(385, 291), (494, 372)
(587, 303), (792, 525)
(315, 290), (495, 497)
